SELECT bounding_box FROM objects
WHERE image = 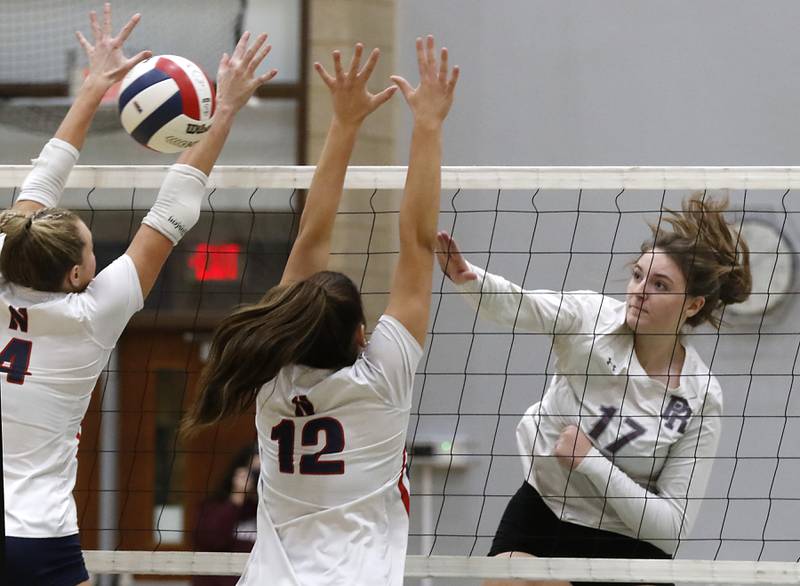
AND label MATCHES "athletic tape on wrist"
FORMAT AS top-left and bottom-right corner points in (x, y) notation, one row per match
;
(16, 138), (80, 208)
(142, 164), (209, 245)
